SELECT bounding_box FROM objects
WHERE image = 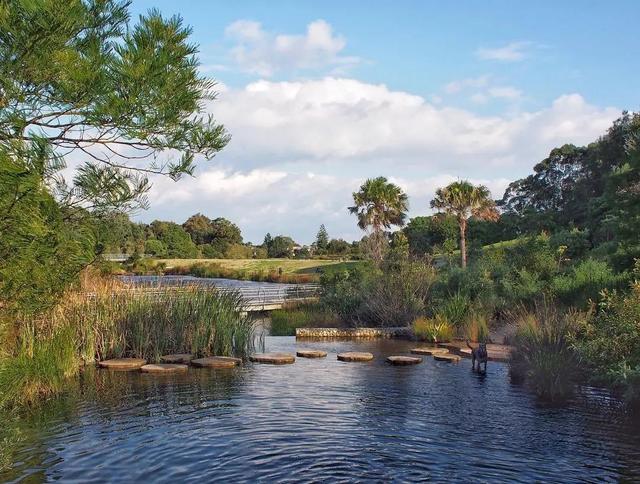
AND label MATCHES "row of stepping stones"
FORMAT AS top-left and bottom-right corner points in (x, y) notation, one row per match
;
(97, 354), (242, 373)
(97, 347), (460, 372)
(247, 347), (461, 365)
